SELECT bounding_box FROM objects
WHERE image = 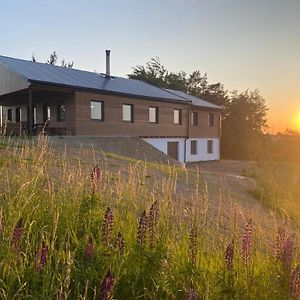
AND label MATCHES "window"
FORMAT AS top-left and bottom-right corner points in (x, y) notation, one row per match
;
(15, 107), (21, 123)
(191, 140), (197, 155)
(207, 140), (213, 154)
(57, 102), (66, 122)
(91, 101), (104, 121)
(191, 112), (198, 126)
(122, 104), (134, 122)
(208, 113), (214, 127)
(7, 109), (13, 122)
(149, 106), (159, 123)
(33, 106), (37, 125)
(174, 109), (182, 125)
(43, 104), (51, 122)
